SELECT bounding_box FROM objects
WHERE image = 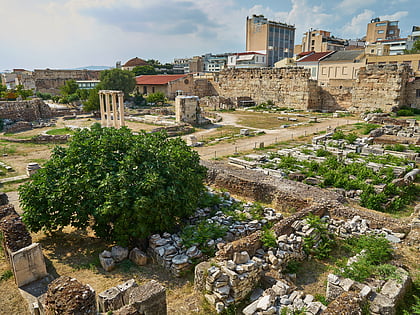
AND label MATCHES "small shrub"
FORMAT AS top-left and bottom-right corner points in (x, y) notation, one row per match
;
(261, 228), (277, 248)
(397, 109), (414, 116)
(345, 132), (358, 144)
(332, 130), (345, 140)
(315, 148), (332, 157)
(314, 294), (329, 306)
(0, 270), (13, 281)
(303, 214), (335, 260)
(284, 260), (301, 274)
